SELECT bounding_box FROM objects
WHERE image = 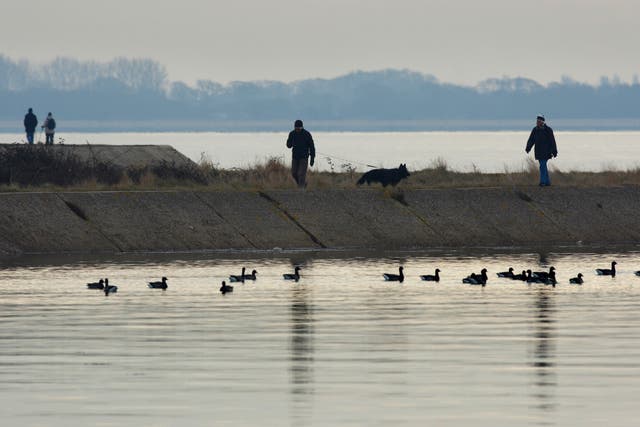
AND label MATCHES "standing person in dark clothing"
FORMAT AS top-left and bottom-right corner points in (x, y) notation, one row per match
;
(525, 115), (558, 187)
(23, 108), (38, 144)
(42, 112), (56, 145)
(286, 119), (315, 189)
